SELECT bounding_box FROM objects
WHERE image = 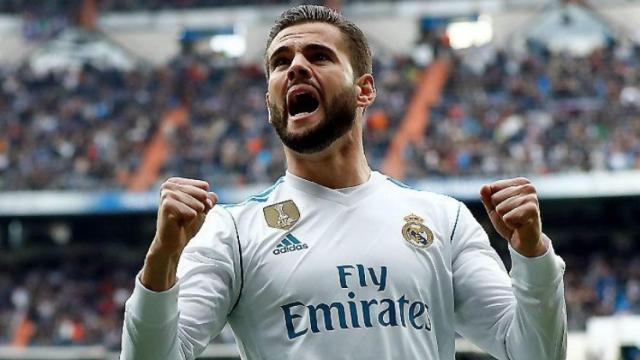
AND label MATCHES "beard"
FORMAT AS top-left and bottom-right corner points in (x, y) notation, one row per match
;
(268, 85), (358, 154)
